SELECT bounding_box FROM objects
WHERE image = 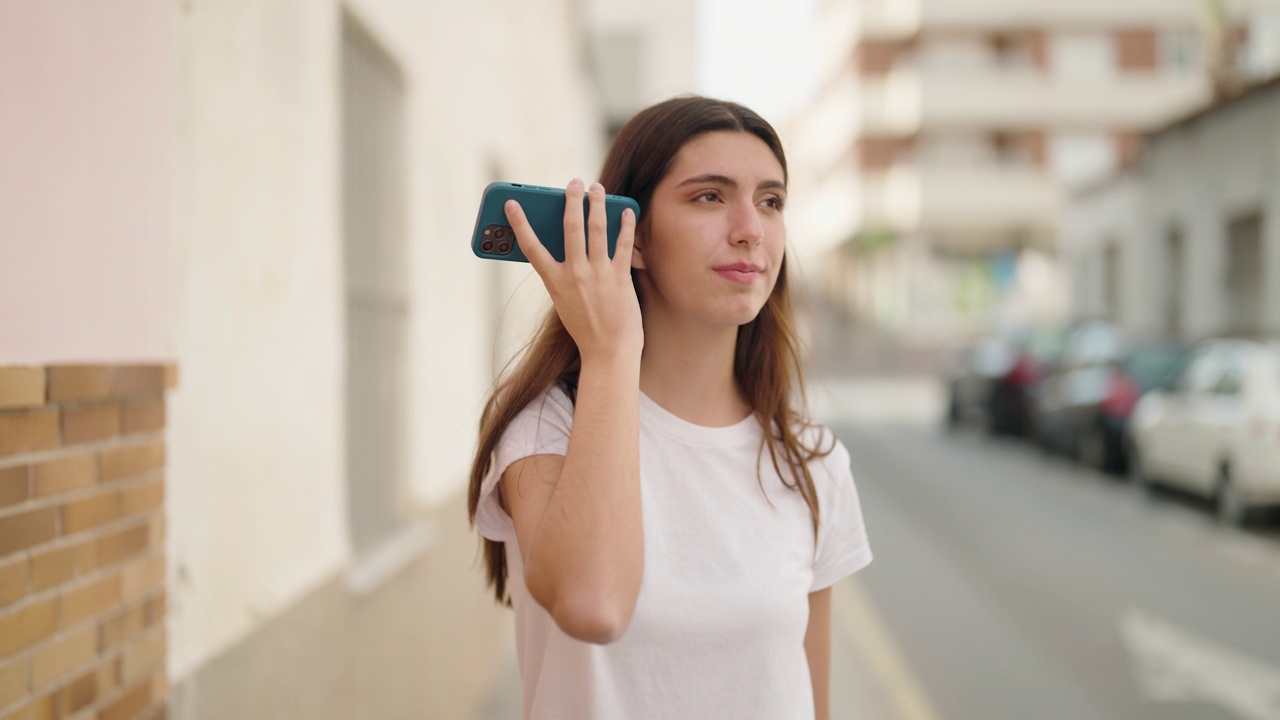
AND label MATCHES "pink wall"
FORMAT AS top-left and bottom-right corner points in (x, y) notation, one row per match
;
(0, 0), (172, 364)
